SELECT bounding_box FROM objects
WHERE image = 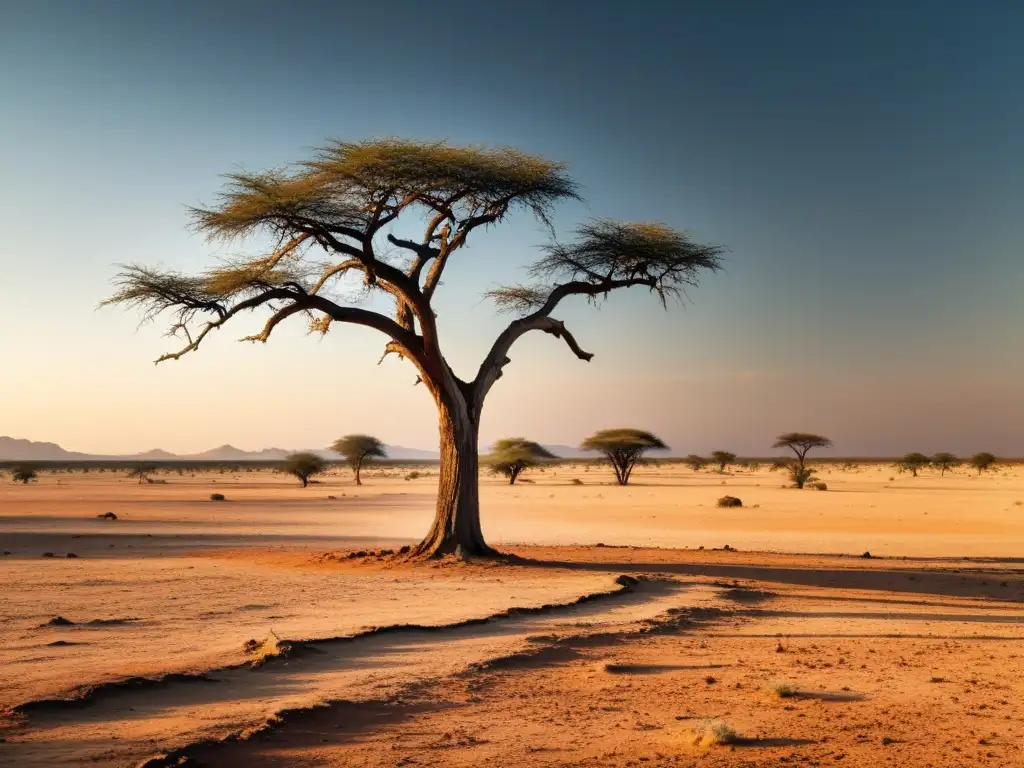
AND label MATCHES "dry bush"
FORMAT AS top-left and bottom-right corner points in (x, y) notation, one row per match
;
(768, 680), (798, 698)
(210, 493), (226, 501)
(692, 719), (739, 747)
(570, 478), (584, 485)
(810, 481), (827, 491)
(716, 495), (743, 508)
